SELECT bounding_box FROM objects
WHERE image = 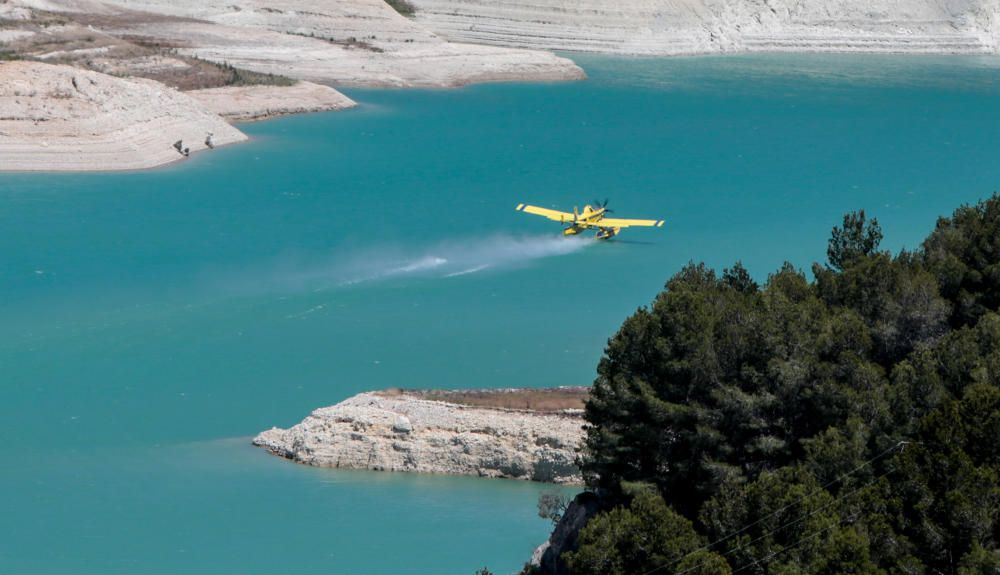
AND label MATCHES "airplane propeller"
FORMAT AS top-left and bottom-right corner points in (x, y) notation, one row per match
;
(593, 198), (614, 213)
